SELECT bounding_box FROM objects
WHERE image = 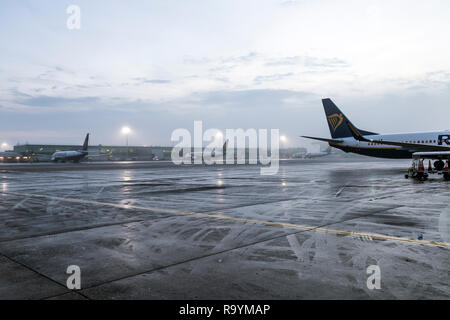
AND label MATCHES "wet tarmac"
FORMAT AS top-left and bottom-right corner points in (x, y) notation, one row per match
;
(0, 158), (448, 299)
